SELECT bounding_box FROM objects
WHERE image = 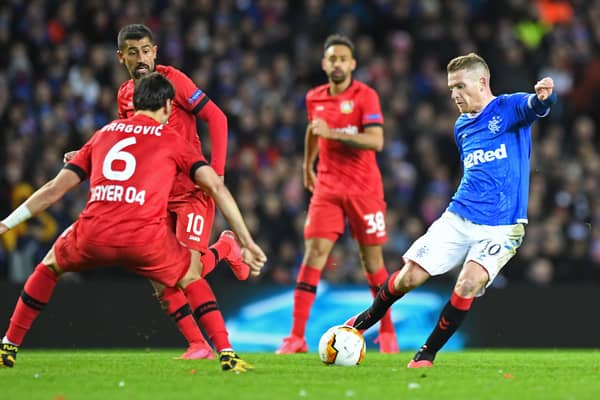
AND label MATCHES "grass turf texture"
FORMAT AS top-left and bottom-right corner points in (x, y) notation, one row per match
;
(2, 349), (599, 400)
